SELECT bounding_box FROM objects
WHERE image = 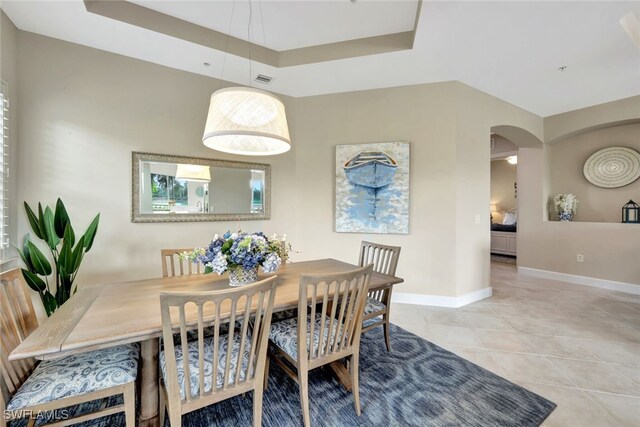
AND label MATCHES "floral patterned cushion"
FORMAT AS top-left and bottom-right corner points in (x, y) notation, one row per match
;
(364, 297), (386, 315)
(6, 344), (139, 411)
(159, 332), (252, 400)
(269, 314), (343, 361)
